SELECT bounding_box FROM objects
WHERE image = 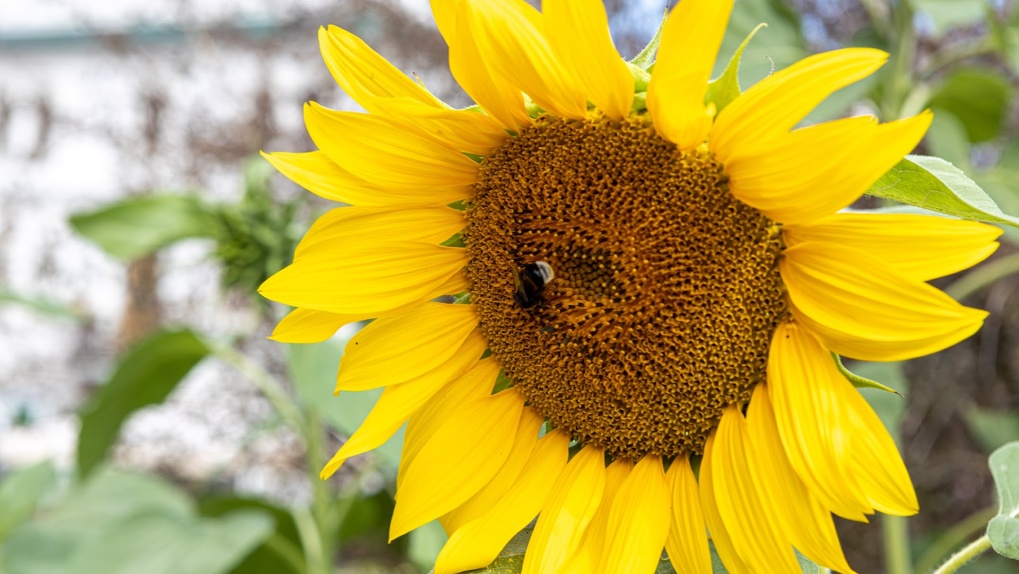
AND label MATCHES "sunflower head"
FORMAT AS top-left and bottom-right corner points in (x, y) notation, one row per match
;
(259, 0), (1001, 572)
